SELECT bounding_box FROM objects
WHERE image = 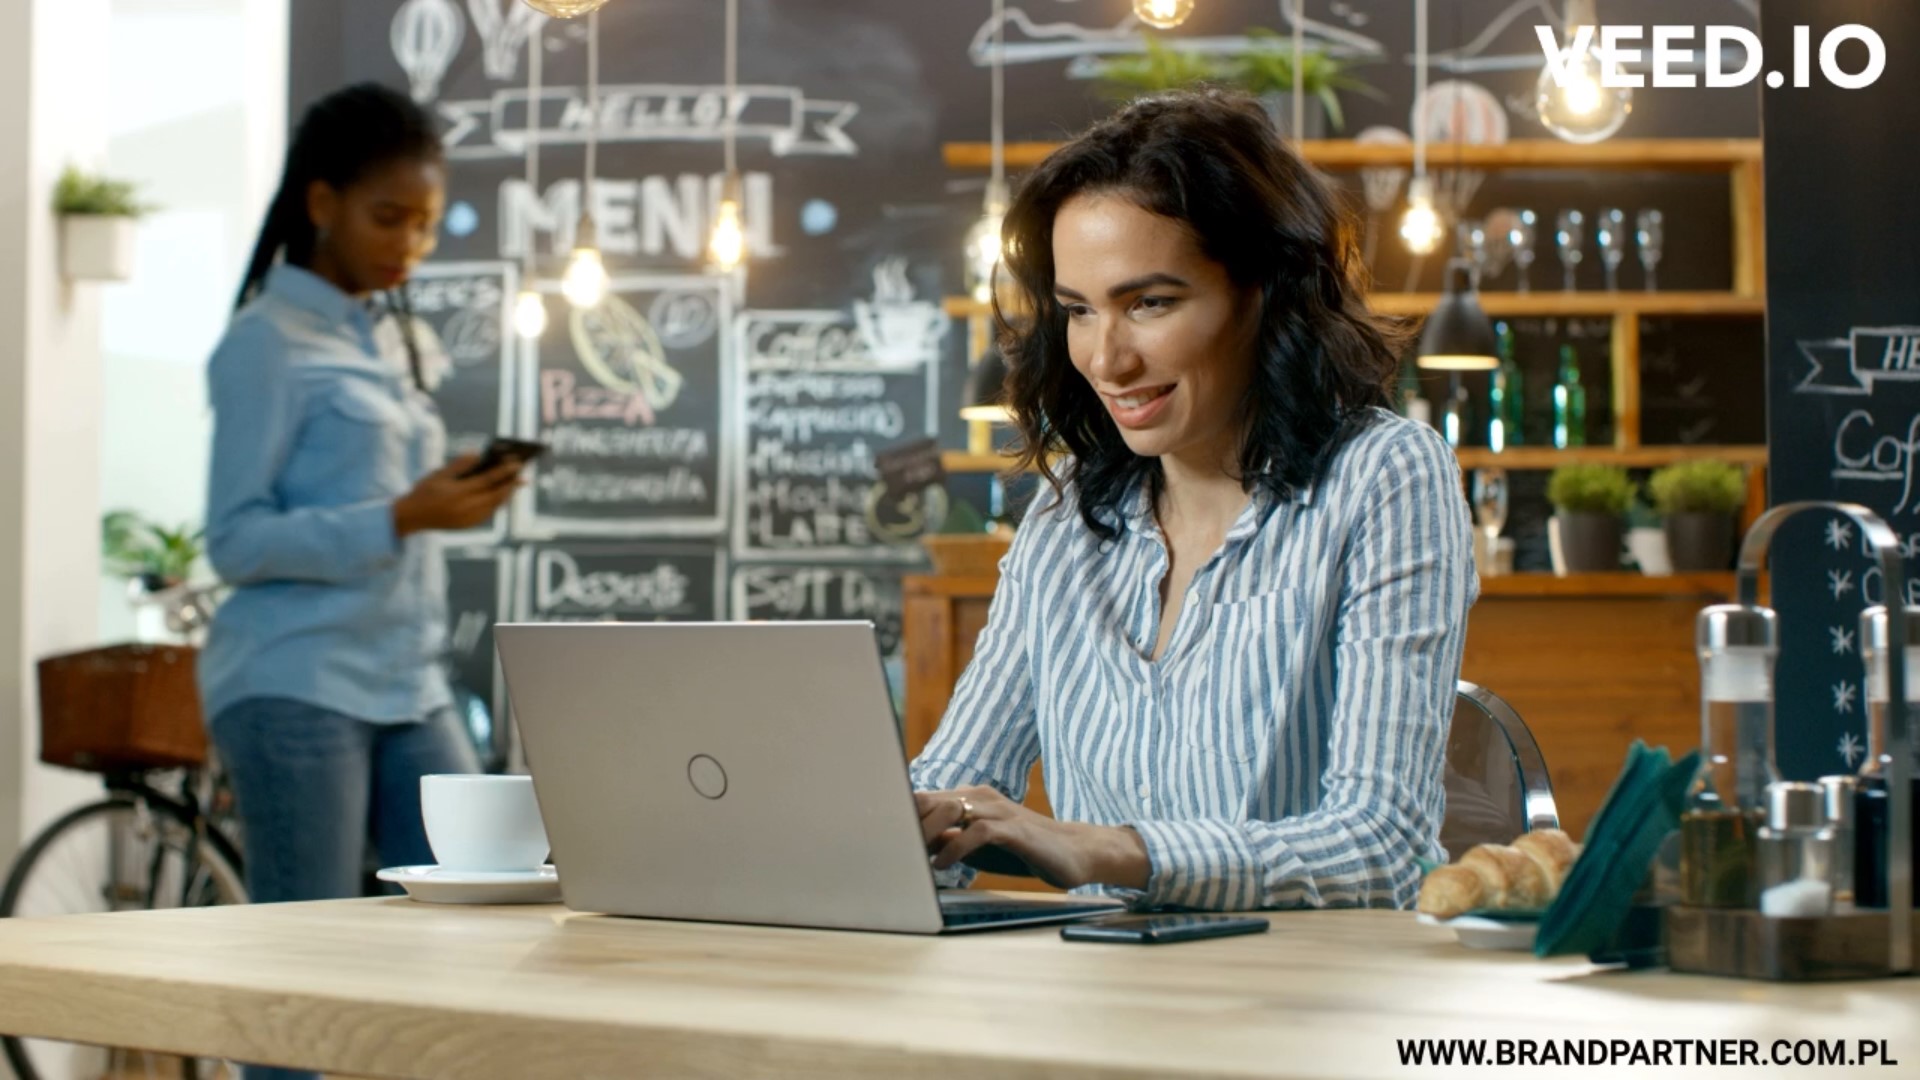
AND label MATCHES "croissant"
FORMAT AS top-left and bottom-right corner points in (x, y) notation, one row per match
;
(1416, 829), (1583, 919)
